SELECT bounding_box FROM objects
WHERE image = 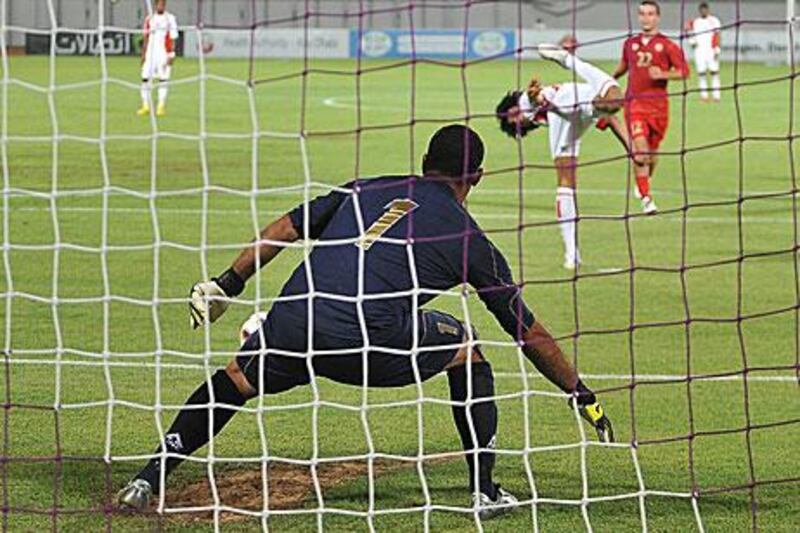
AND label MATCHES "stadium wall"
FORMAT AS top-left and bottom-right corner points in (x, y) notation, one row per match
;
(6, 0), (798, 62)
(5, 1), (796, 34)
(180, 27), (795, 64)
